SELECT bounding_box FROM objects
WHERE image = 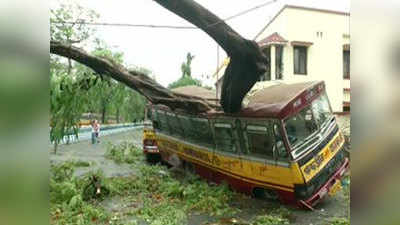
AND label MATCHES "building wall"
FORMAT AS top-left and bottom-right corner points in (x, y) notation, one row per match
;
(256, 7), (350, 112)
